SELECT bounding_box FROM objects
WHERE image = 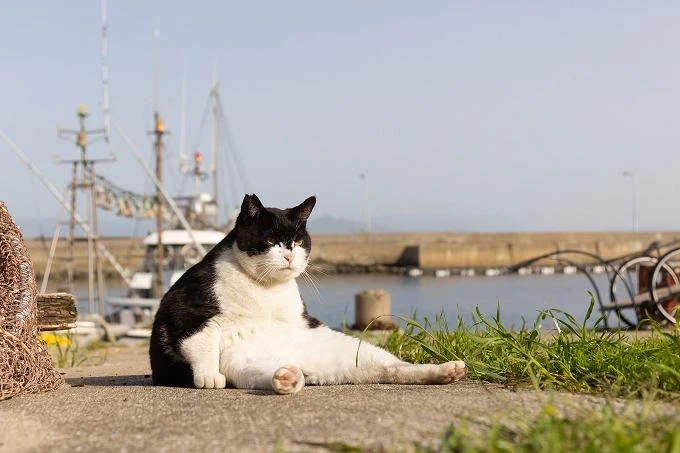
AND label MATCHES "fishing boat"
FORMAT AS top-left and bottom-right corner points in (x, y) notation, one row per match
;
(104, 94), (244, 334)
